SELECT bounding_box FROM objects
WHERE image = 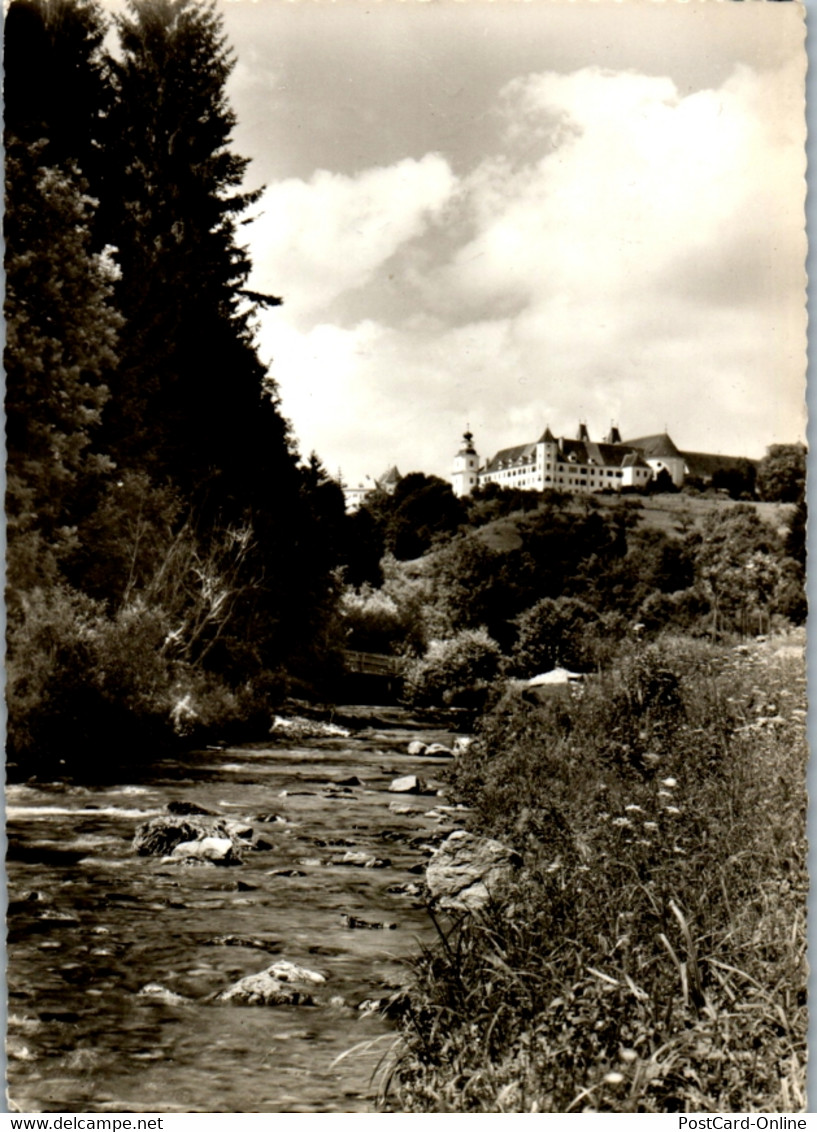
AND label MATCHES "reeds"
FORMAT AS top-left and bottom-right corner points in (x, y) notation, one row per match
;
(386, 635), (807, 1113)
